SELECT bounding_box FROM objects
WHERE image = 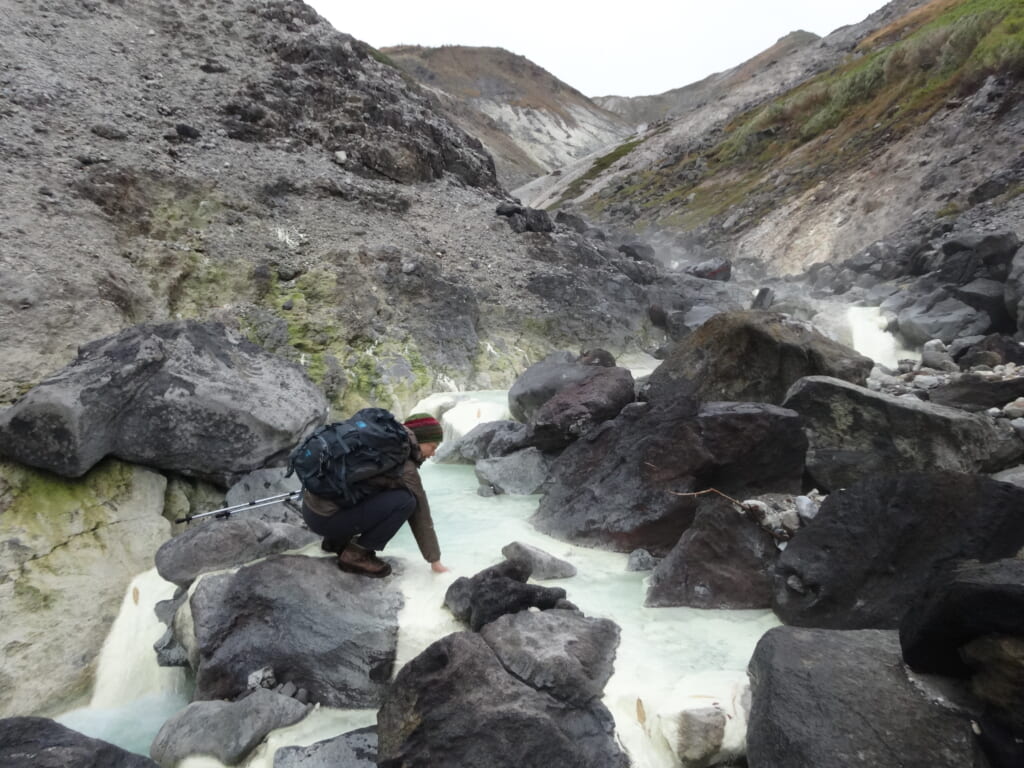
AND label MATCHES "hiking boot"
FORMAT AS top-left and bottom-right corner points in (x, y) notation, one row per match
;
(338, 543), (392, 578)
